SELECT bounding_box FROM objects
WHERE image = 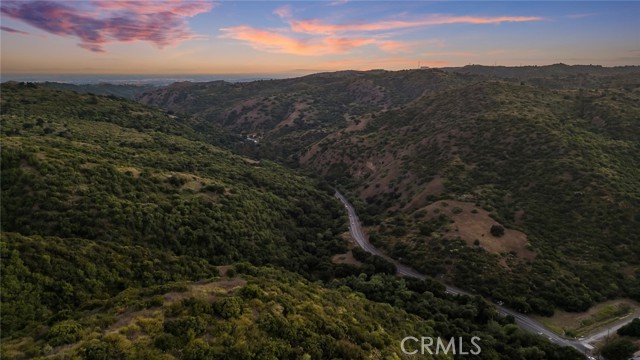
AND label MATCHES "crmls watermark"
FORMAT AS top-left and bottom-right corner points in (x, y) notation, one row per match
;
(400, 336), (482, 355)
